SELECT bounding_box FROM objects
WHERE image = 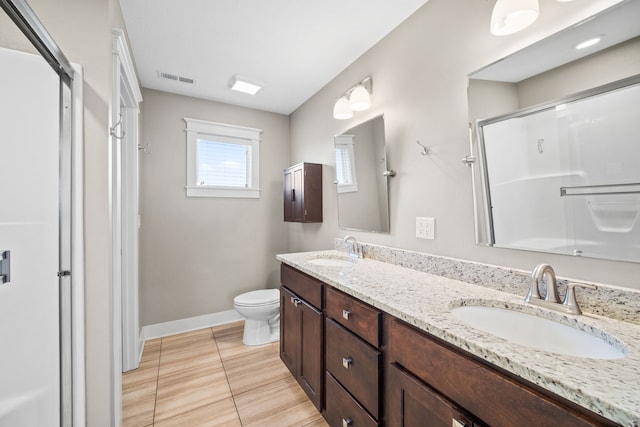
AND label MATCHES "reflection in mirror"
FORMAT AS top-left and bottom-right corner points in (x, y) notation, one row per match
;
(334, 115), (390, 233)
(467, 0), (640, 263)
